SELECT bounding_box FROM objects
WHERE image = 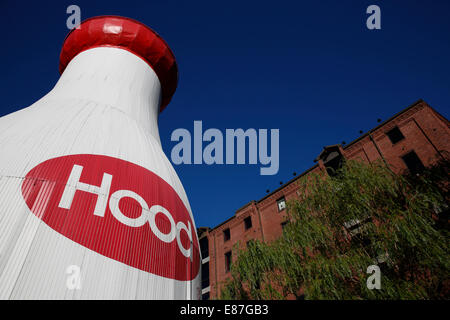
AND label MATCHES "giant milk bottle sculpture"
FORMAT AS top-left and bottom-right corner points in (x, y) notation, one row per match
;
(0, 16), (201, 299)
